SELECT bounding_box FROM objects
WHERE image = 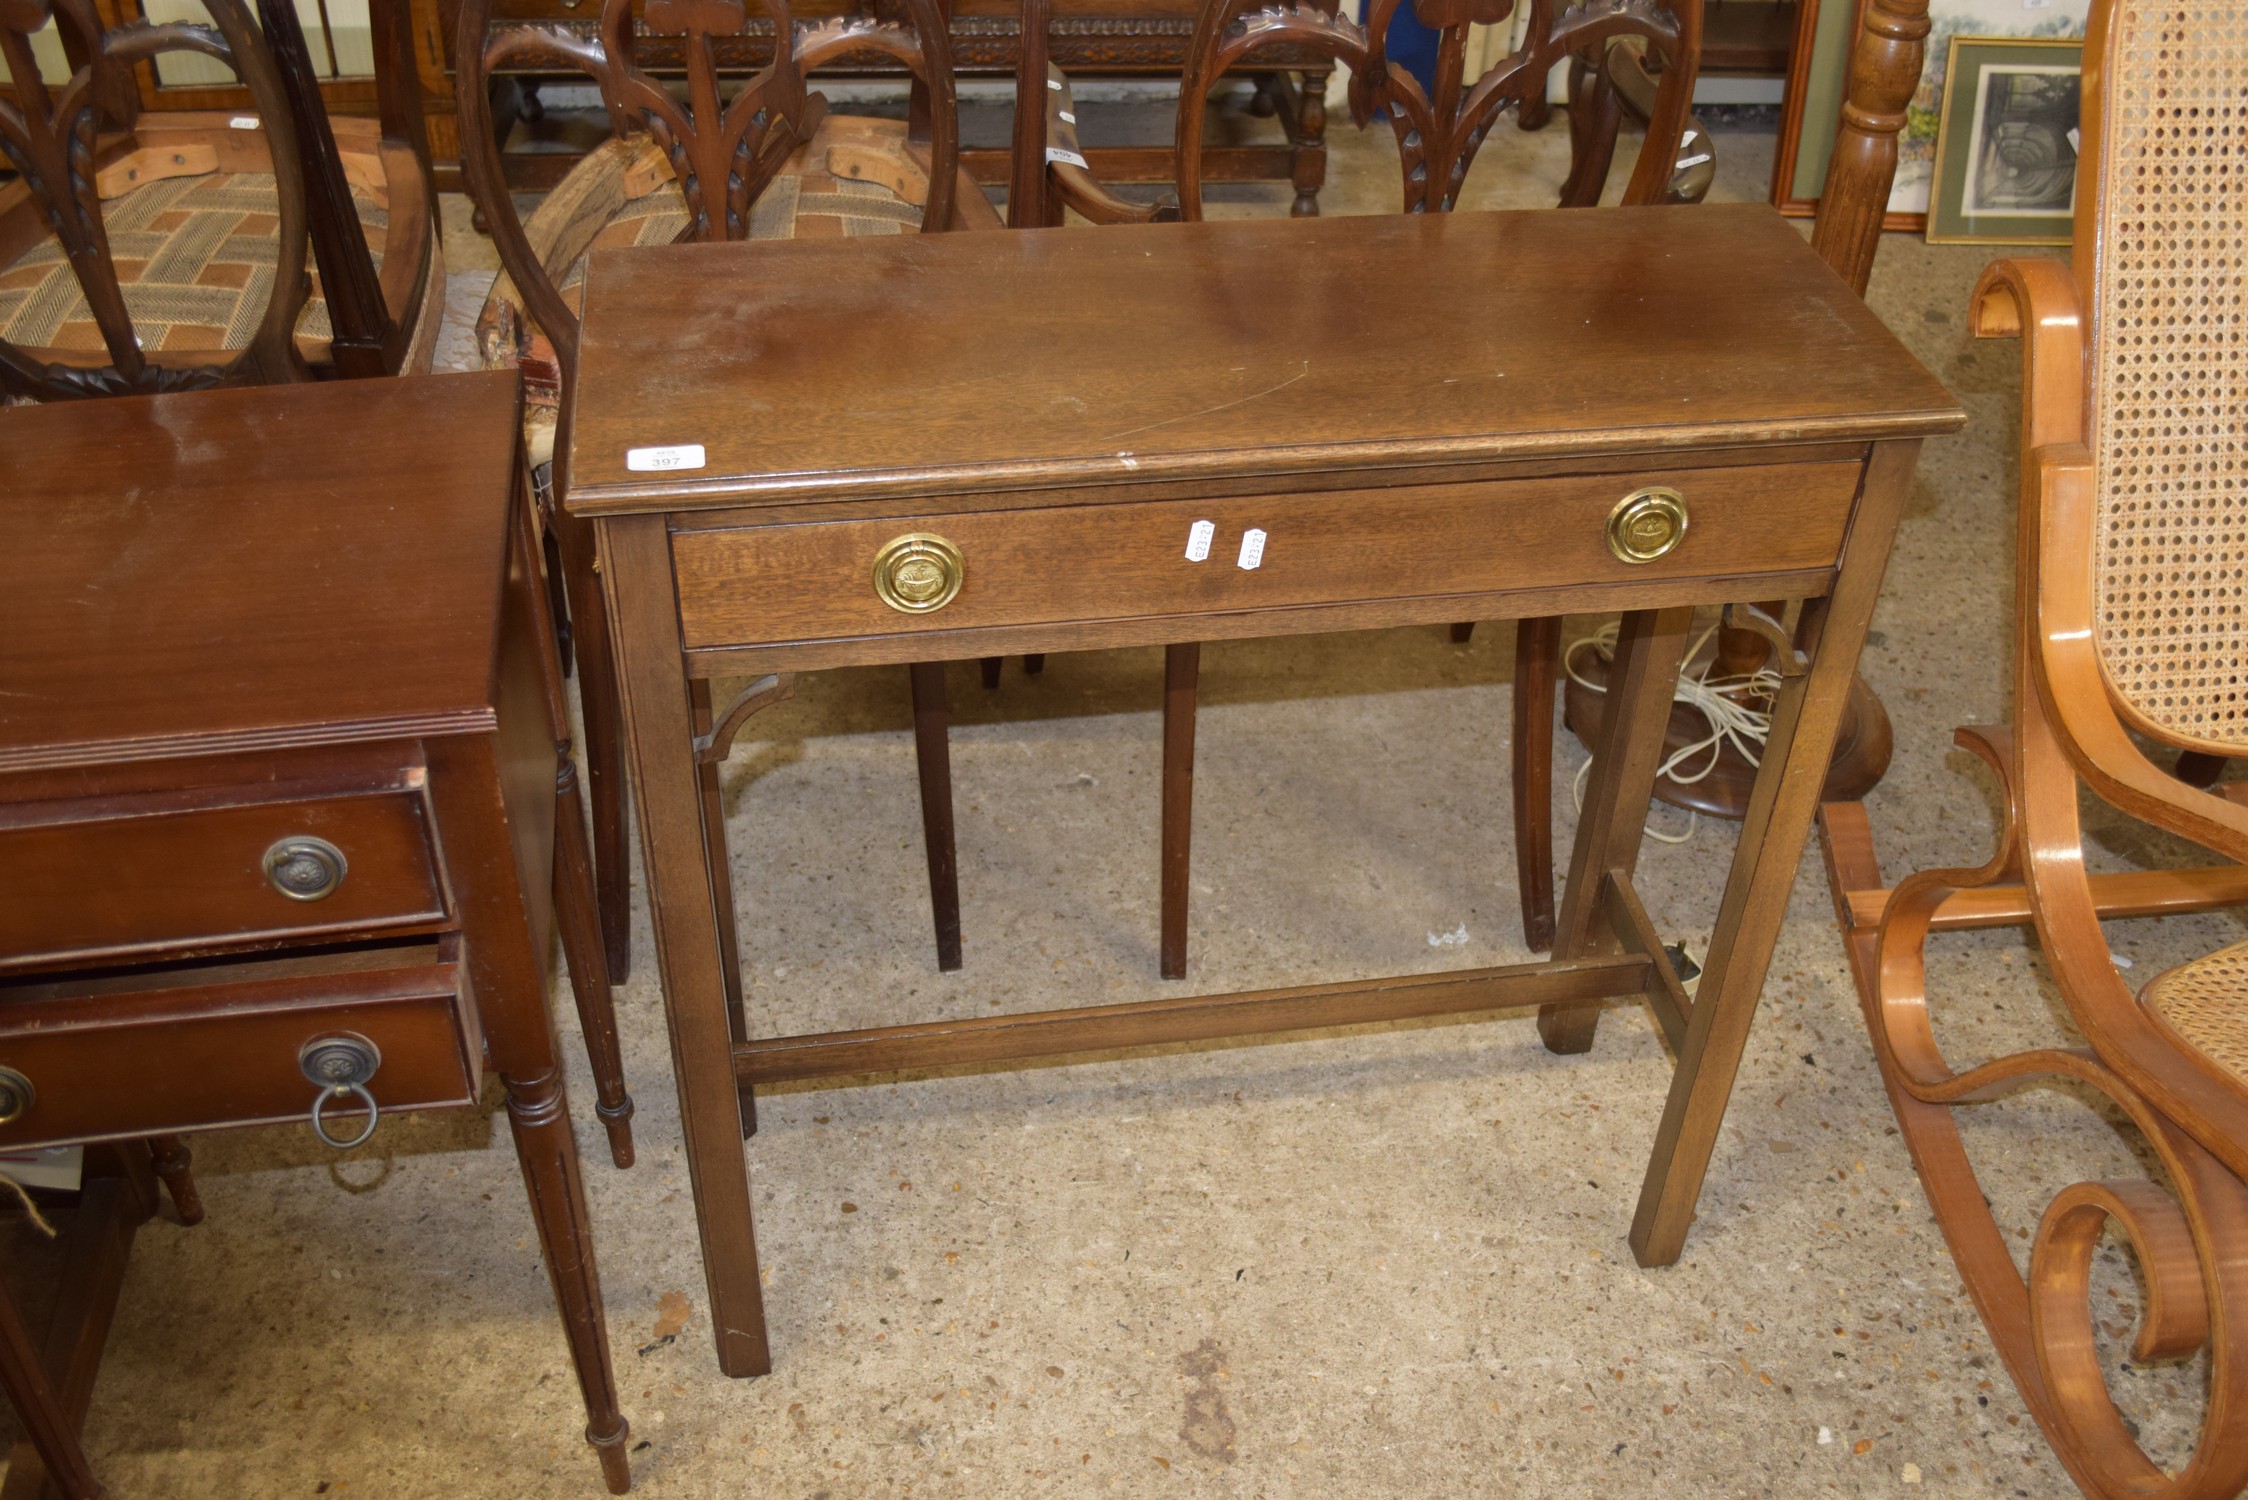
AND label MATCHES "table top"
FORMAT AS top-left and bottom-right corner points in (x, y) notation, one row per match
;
(566, 202), (1961, 516)
(0, 371), (522, 774)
